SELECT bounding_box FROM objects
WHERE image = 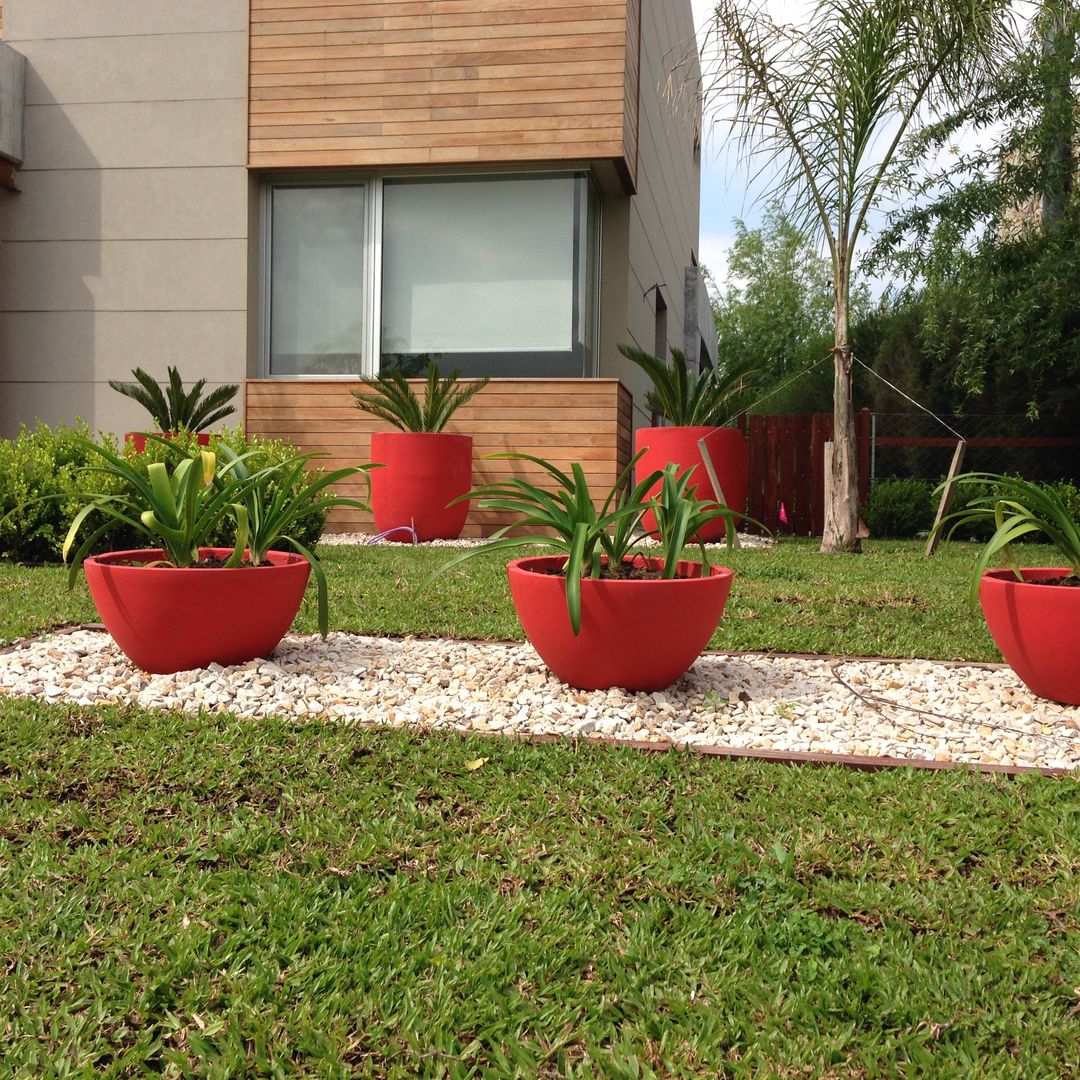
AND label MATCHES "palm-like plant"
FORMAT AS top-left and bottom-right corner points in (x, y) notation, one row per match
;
(108, 367), (239, 432)
(351, 362), (490, 433)
(932, 473), (1080, 602)
(425, 451), (744, 634)
(703, 0), (1011, 552)
(618, 345), (757, 426)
